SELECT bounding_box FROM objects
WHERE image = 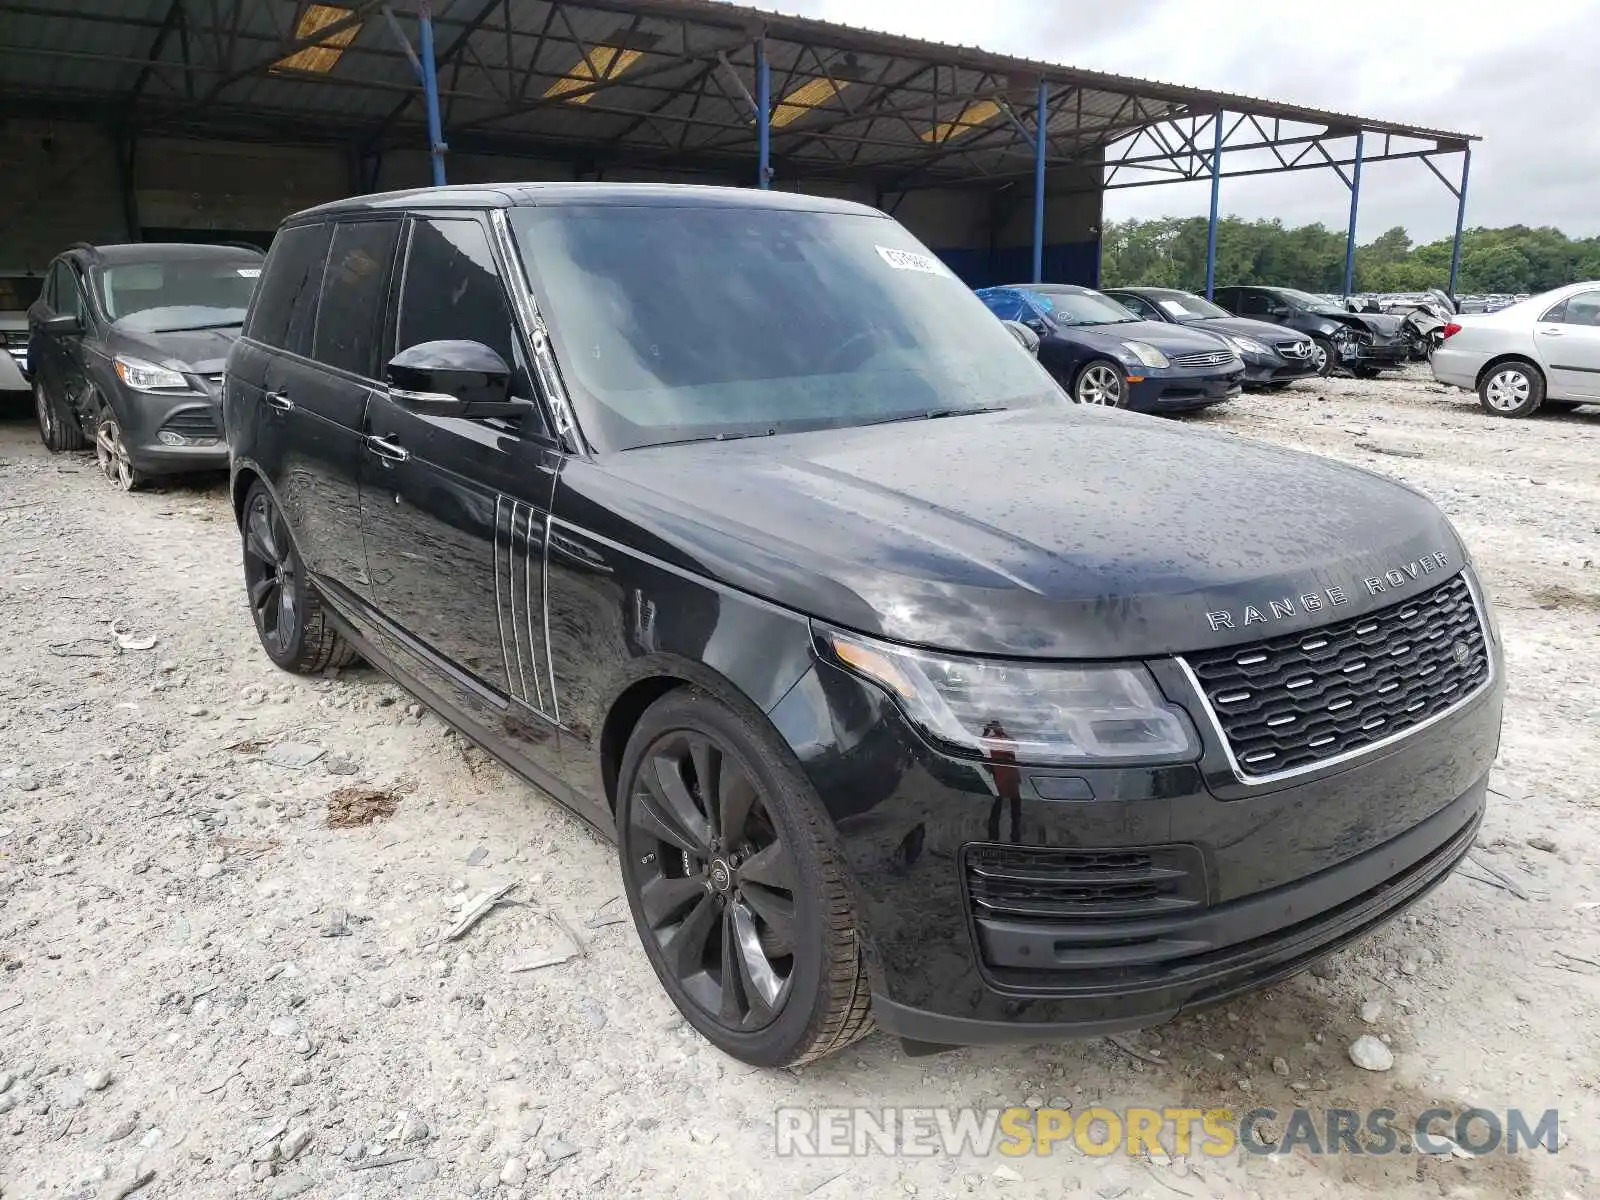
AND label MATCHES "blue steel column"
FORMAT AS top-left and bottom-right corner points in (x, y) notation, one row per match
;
(1342, 131), (1364, 298)
(1204, 111), (1223, 298)
(418, 2), (447, 186)
(1031, 80), (1048, 283)
(756, 40), (771, 189)
(1448, 146), (1472, 297)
